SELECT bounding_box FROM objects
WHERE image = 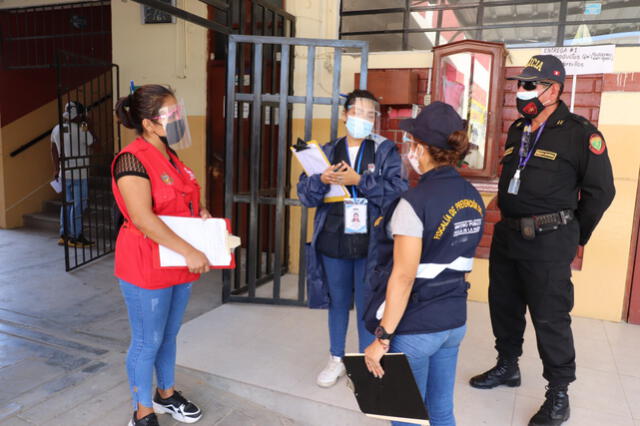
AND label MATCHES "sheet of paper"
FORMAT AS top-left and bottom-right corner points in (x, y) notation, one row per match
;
(50, 179), (62, 194)
(158, 216), (232, 267)
(291, 141), (349, 202)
